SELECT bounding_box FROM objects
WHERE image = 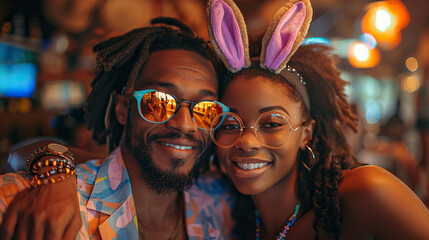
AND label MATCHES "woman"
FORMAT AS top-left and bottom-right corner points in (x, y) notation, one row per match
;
(207, 0), (429, 239)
